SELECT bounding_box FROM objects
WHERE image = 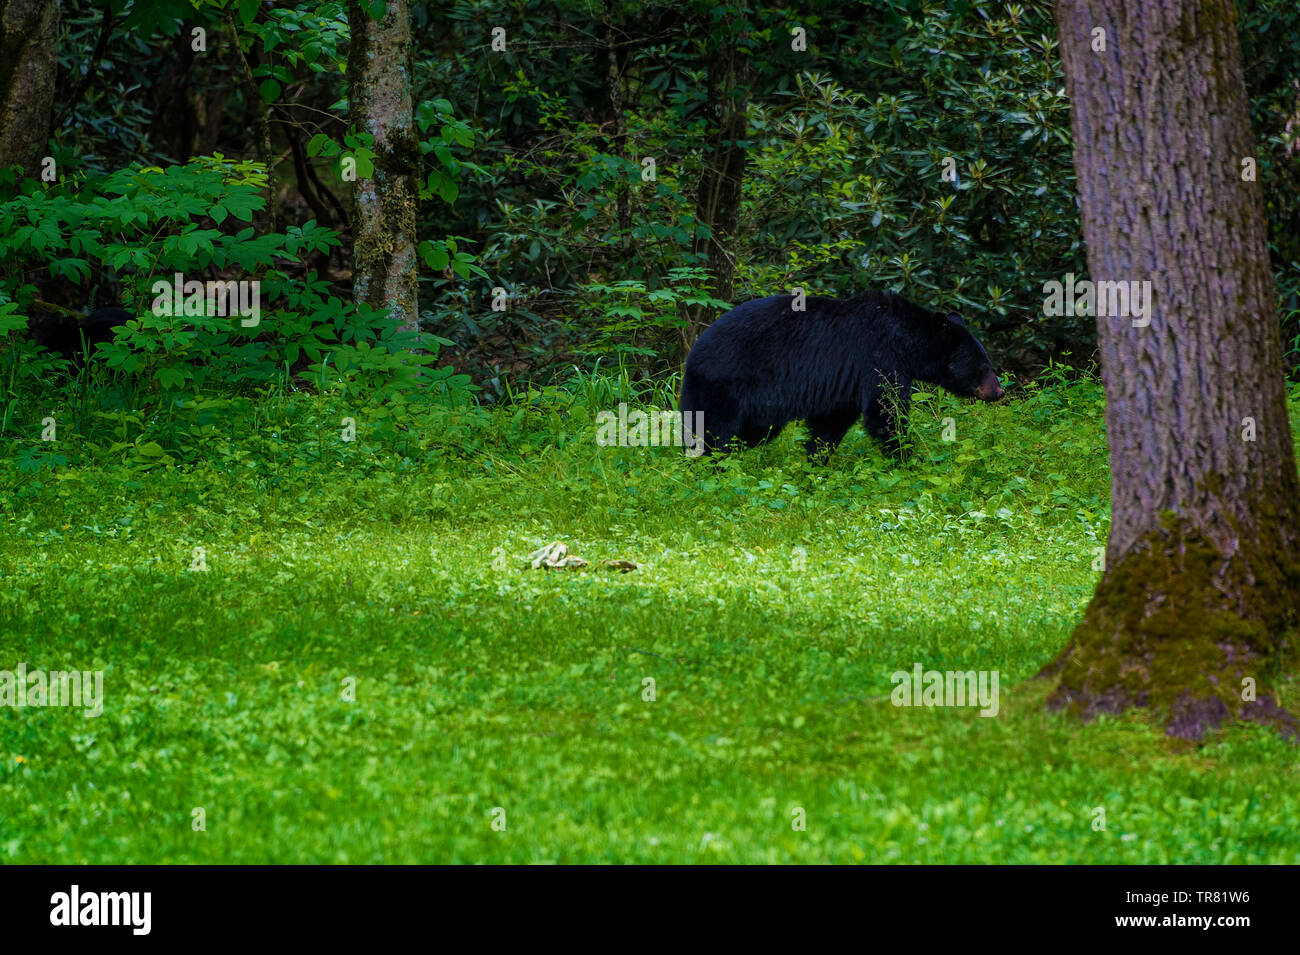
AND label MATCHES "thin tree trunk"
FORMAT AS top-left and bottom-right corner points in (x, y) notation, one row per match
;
(1043, 0), (1300, 738)
(0, 0), (59, 179)
(226, 13), (279, 234)
(347, 0), (419, 333)
(604, 1), (630, 243)
(684, 24), (749, 353)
